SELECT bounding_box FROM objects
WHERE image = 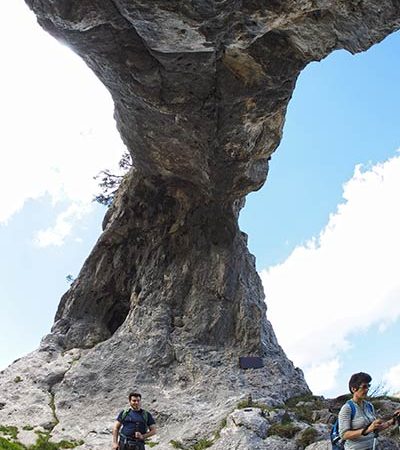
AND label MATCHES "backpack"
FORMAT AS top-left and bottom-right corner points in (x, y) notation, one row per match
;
(121, 408), (150, 430)
(330, 400), (374, 449)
